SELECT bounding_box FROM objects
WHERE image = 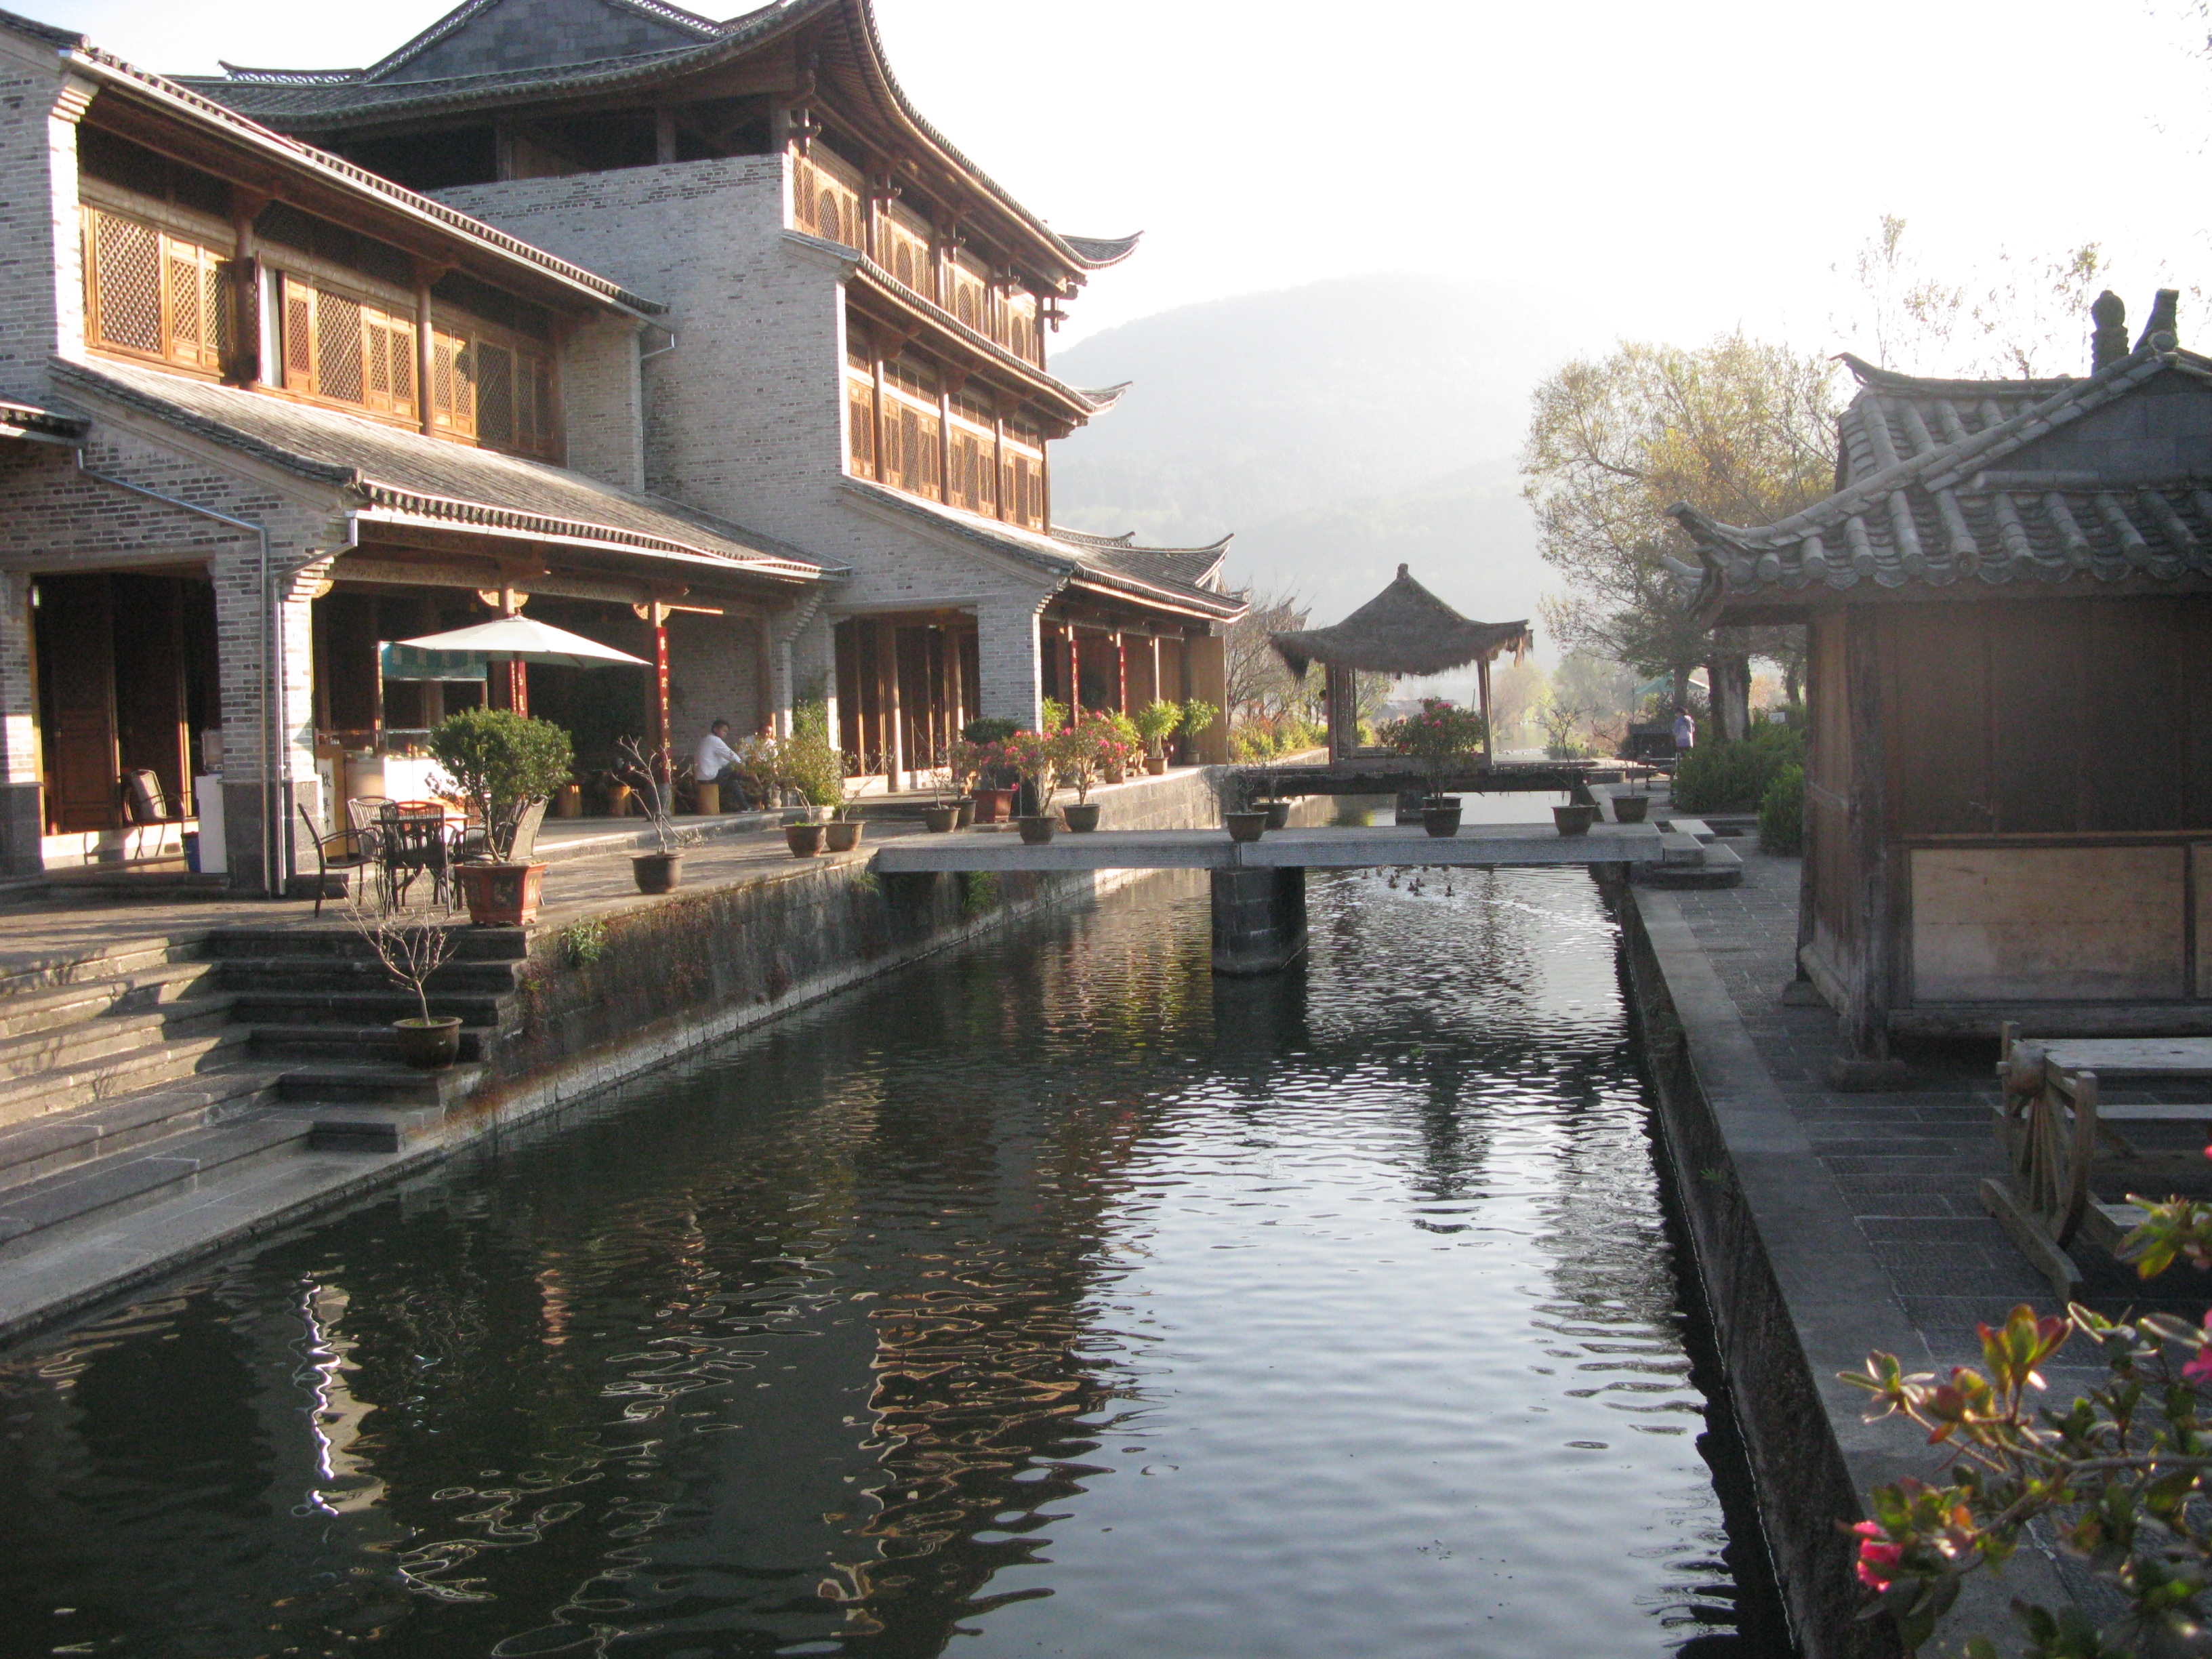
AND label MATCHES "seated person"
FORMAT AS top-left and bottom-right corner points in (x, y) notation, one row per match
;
(693, 719), (756, 808)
